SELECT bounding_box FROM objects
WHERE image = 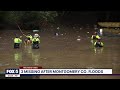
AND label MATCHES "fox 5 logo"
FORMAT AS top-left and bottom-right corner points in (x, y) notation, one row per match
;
(5, 69), (19, 74)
